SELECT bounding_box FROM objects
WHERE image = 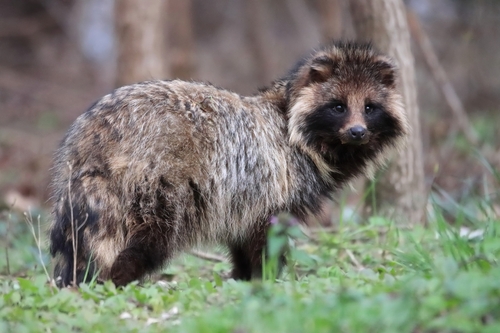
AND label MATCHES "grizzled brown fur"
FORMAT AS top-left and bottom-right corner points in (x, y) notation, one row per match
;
(49, 42), (408, 287)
